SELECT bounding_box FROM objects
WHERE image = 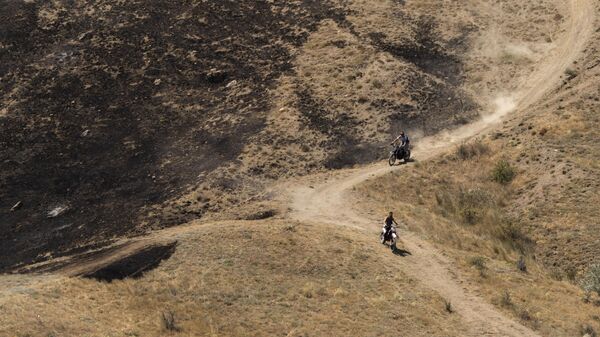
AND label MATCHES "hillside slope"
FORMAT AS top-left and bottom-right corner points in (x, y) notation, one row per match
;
(354, 0), (600, 334)
(1, 0), (598, 337)
(0, 0), (490, 271)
